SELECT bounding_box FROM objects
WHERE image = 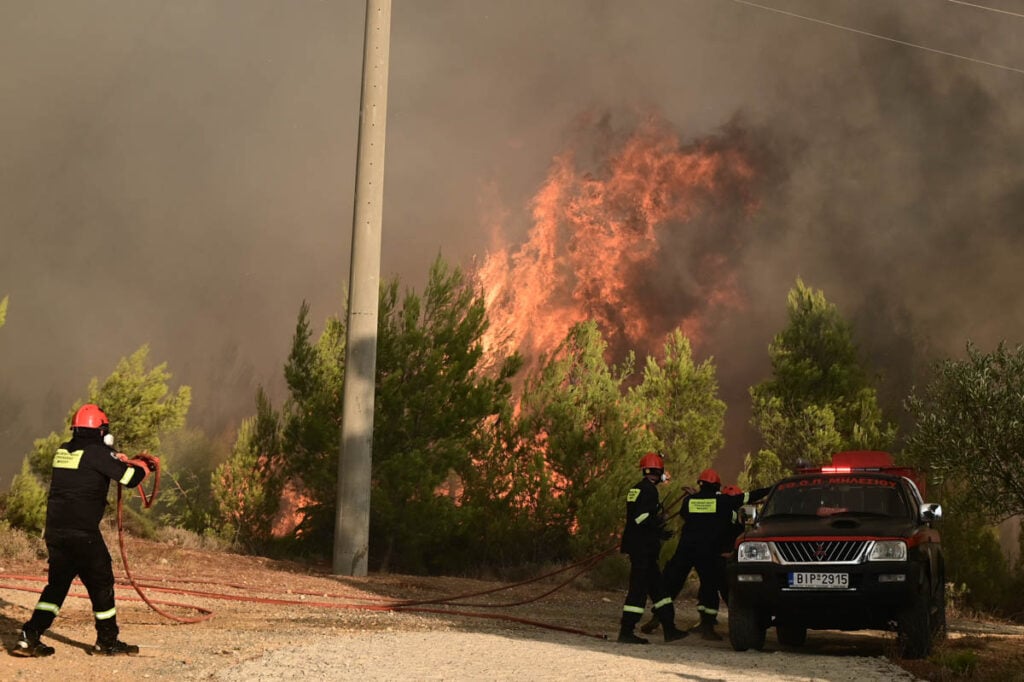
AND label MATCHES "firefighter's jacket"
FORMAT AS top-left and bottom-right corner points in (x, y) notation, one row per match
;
(678, 486), (772, 548)
(620, 477), (668, 555)
(45, 431), (147, 535)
